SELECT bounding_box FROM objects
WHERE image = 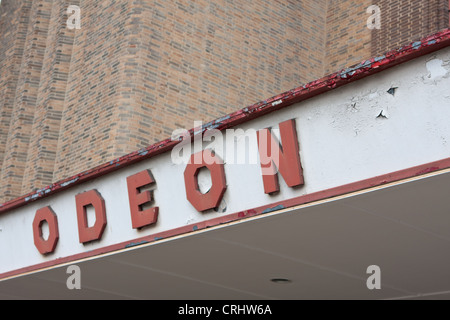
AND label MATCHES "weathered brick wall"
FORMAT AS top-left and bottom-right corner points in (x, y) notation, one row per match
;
(0, 0), (448, 203)
(21, 0), (79, 194)
(0, 1), (33, 200)
(52, 0), (137, 182)
(324, 0), (373, 75)
(119, 0), (328, 144)
(372, 0), (449, 57)
(0, 0), (52, 201)
(325, 1), (449, 74)
(52, 0), (329, 182)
